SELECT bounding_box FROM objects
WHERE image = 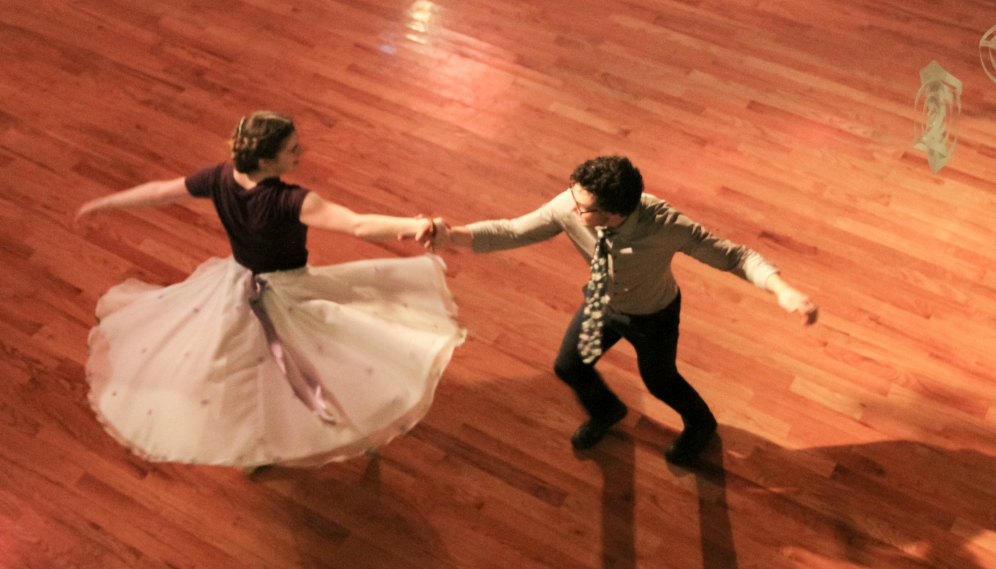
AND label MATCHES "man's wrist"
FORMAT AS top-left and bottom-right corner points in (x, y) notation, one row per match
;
(451, 226), (474, 248)
(764, 273), (784, 292)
